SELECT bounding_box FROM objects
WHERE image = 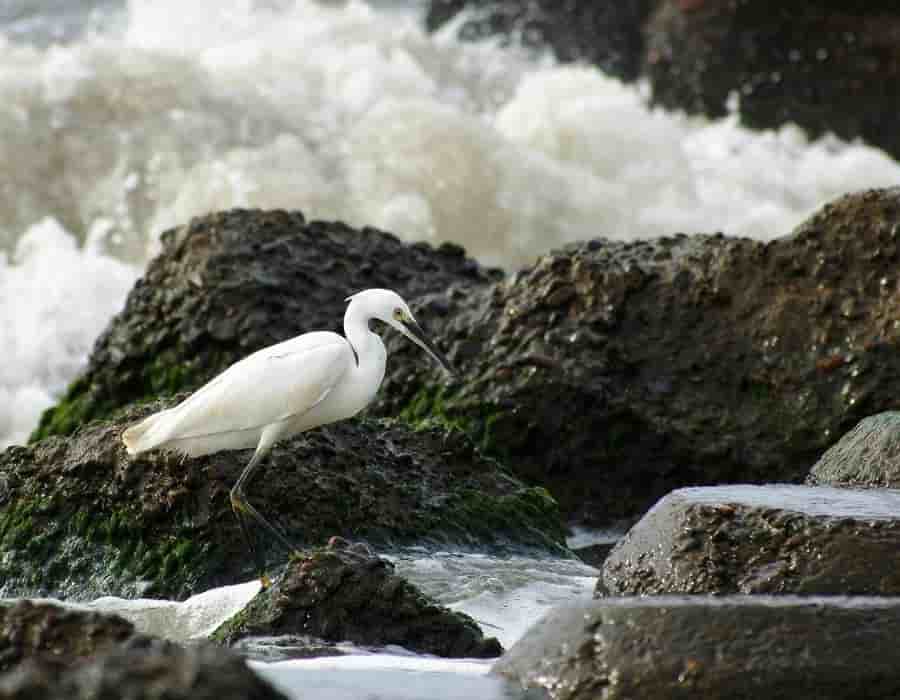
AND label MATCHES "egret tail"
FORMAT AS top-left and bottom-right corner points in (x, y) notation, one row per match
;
(122, 410), (174, 455)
